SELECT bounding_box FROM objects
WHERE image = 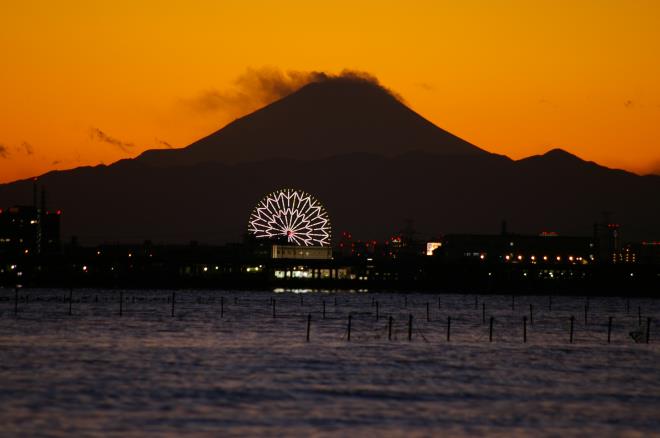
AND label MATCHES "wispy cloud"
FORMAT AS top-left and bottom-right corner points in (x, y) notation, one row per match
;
(155, 138), (175, 149)
(184, 67), (395, 117)
(20, 141), (34, 155)
(90, 128), (135, 153)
